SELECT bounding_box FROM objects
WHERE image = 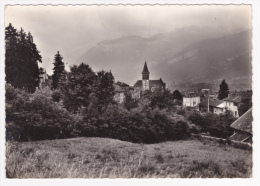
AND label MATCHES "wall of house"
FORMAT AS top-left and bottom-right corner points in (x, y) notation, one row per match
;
(183, 97), (200, 107)
(114, 92), (125, 103)
(213, 107), (225, 115)
(224, 101), (239, 117)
